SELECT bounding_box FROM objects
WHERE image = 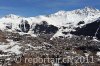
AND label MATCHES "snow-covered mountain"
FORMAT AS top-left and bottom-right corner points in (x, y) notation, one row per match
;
(1, 7), (100, 66)
(0, 7), (100, 39)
